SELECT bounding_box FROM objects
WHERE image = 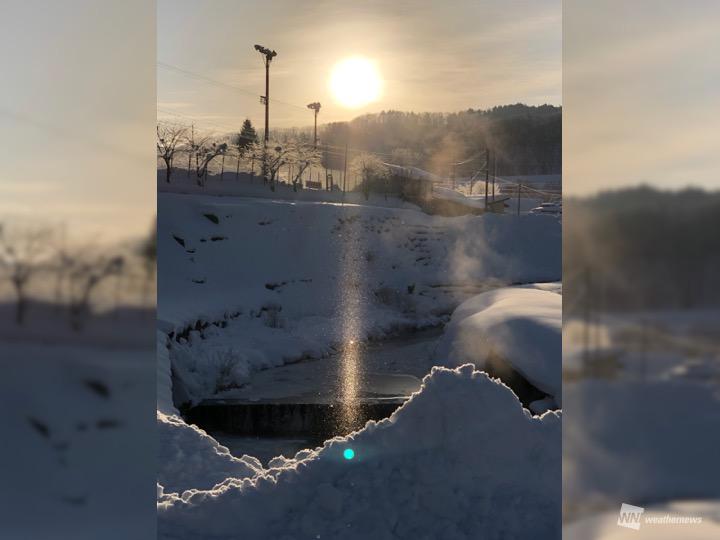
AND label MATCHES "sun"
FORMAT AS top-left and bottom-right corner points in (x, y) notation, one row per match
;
(329, 57), (382, 109)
